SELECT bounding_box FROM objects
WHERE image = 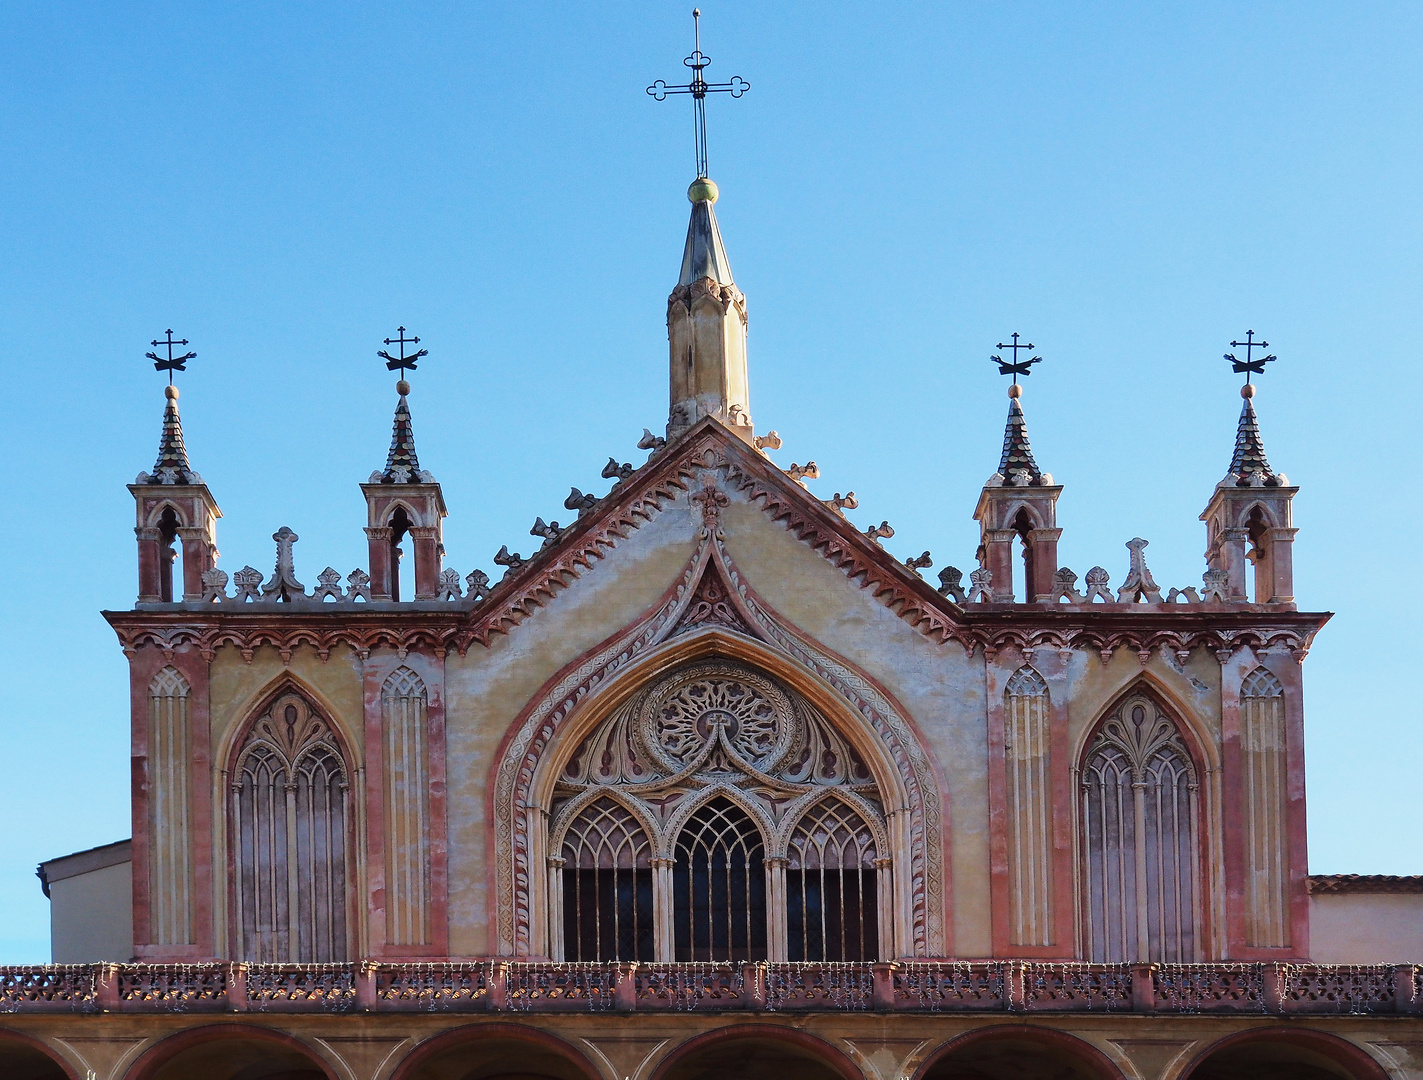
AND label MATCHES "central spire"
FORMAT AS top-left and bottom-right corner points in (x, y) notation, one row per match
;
(667, 179), (752, 439)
